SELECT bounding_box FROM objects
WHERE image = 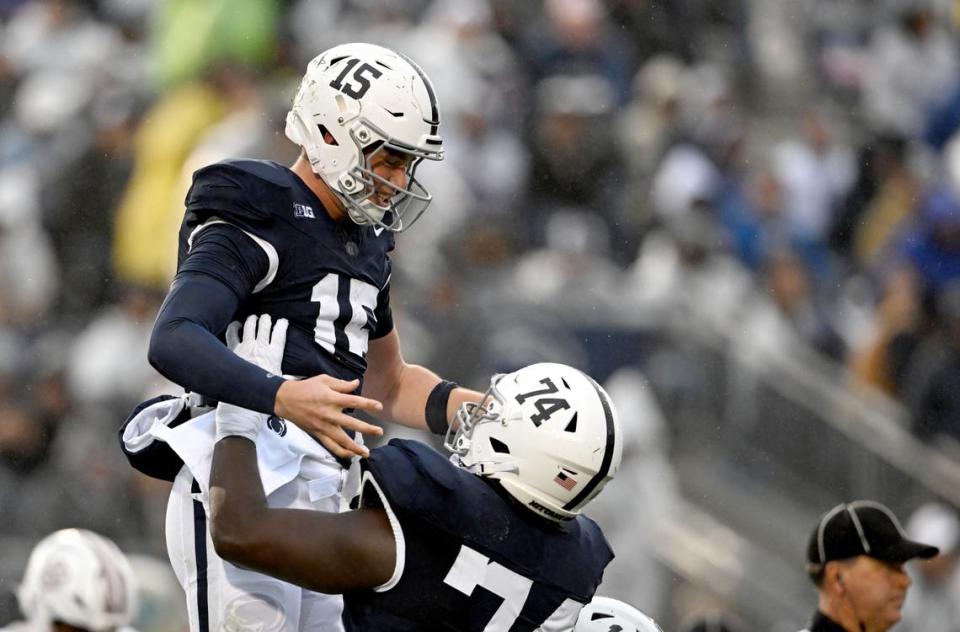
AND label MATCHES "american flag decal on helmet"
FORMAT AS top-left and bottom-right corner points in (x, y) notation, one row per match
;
(554, 471), (576, 491)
